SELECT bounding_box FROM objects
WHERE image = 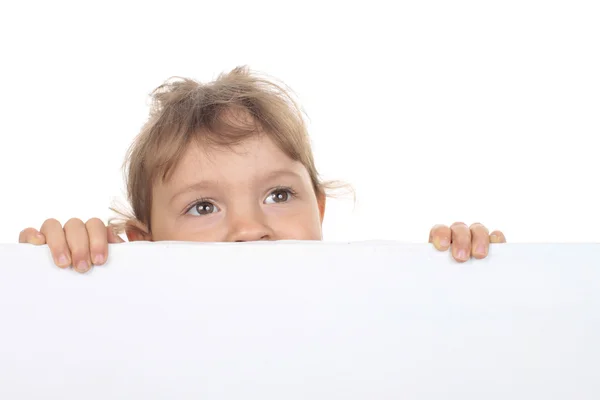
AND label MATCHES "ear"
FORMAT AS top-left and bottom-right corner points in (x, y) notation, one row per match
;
(317, 191), (327, 224)
(125, 221), (152, 242)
